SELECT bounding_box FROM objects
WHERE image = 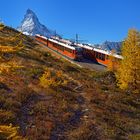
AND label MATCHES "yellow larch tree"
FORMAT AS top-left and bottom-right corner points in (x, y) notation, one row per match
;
(0, 31), (24, 73)
(40, 68), (67, 88)
(0, 23), (5, 30)
(116, 29), (140, 90)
